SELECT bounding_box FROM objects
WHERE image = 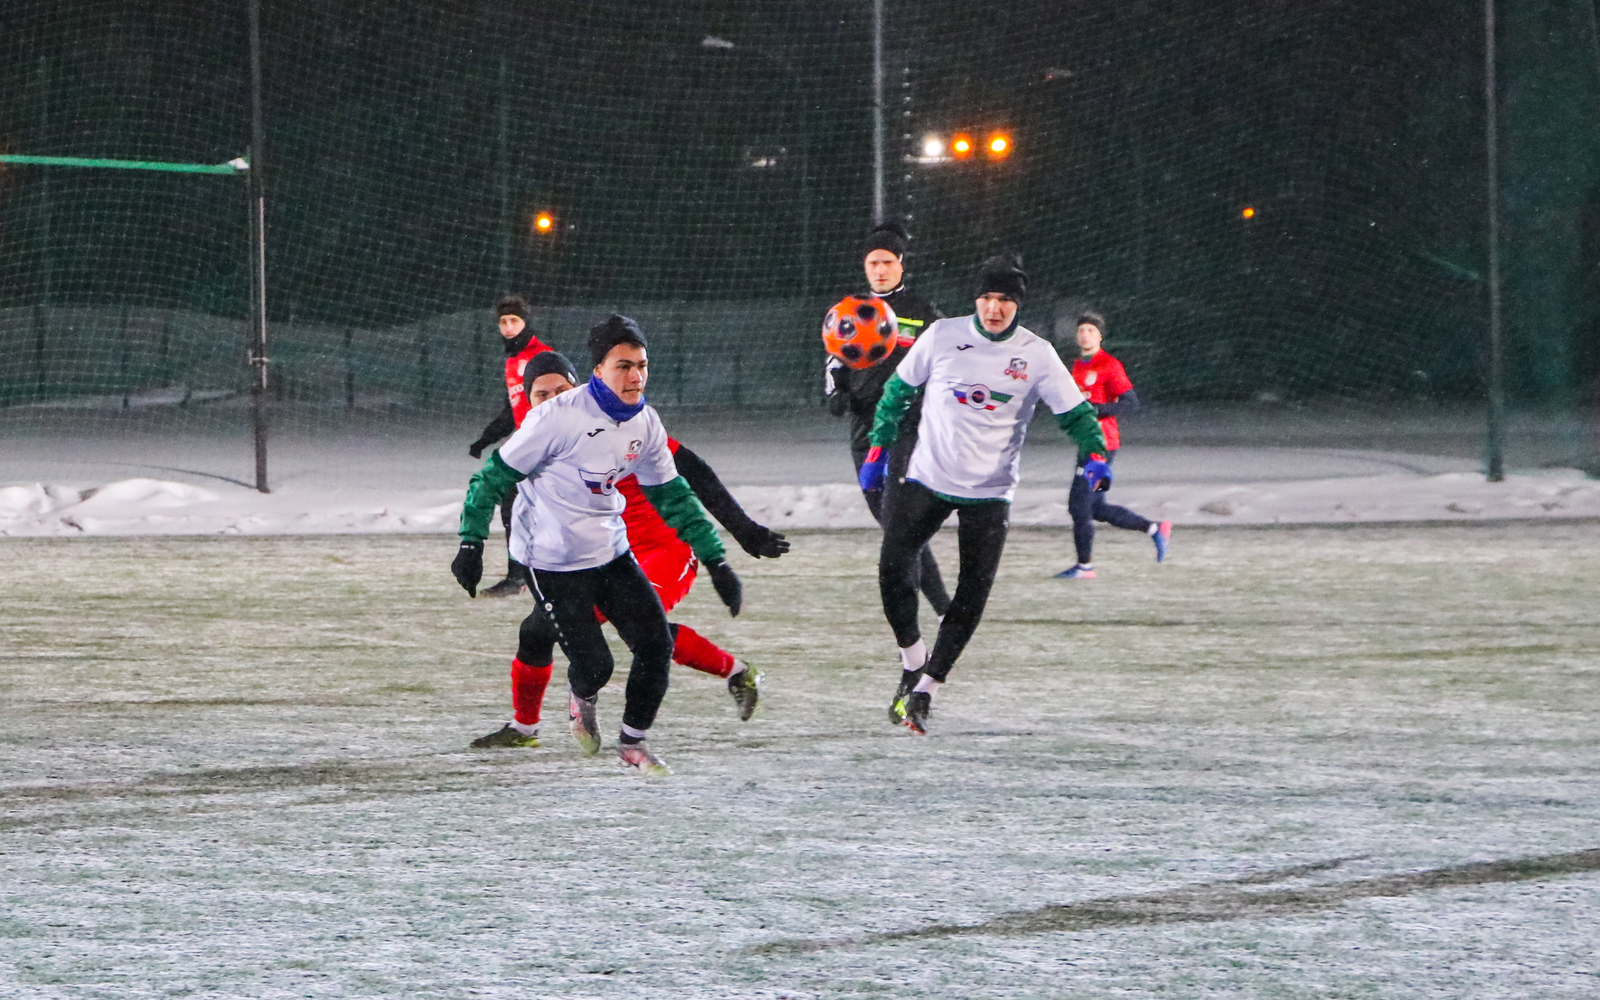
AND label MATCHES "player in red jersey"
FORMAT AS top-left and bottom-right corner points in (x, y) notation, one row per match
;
(1055, 312), (1171, 579)
(467, 295), (555, 598)
(469, 350), (788, 749)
